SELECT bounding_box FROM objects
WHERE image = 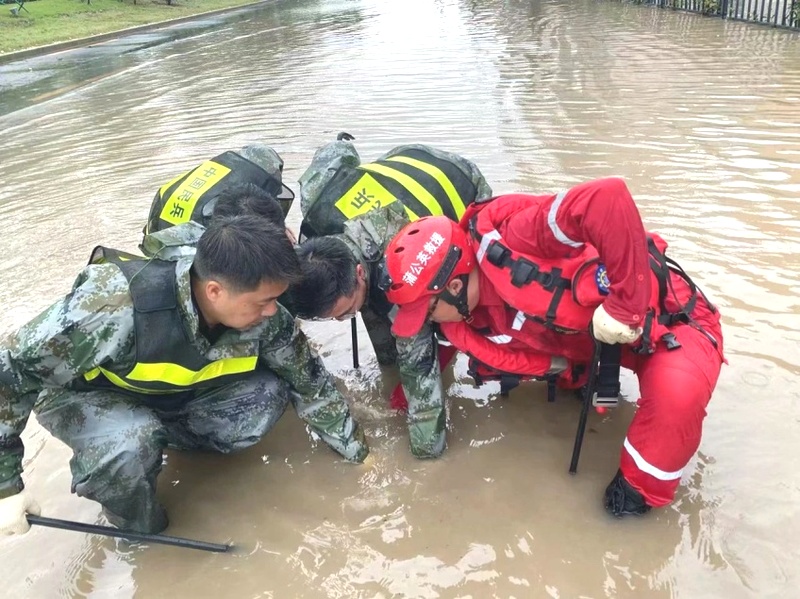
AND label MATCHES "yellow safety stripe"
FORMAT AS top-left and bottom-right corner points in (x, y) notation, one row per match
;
(84, 355), (258, 392)
(84, 367), (177, 395)
(385, 155), (467, 218)
(128, 356), (258, 385)
(358, 163), (444, 217)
